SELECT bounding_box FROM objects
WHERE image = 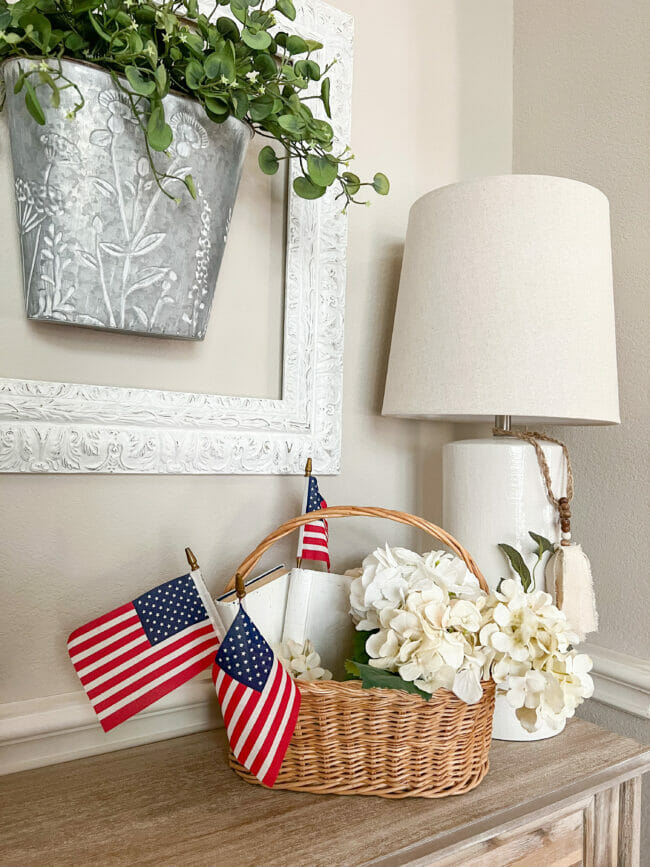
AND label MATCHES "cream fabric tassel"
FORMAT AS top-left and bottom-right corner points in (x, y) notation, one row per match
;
(493, 427), (599, 644)
(545, 544), (598, 643)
